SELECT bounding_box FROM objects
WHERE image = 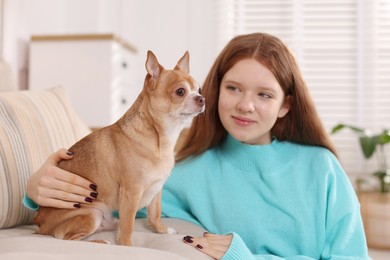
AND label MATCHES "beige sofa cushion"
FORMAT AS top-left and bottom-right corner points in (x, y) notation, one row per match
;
(0, 87), (213, 259)
(0, 218), (212, 260)
(0, 86), (91, 228)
